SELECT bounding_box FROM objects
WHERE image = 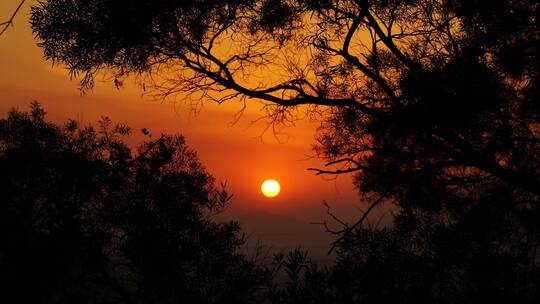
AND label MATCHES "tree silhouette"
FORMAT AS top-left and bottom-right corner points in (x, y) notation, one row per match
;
(30, 0), (539, 197)
(0, 102), (264, 303)
(29, 0), (540, 301)
(266, 202), (540, 303)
